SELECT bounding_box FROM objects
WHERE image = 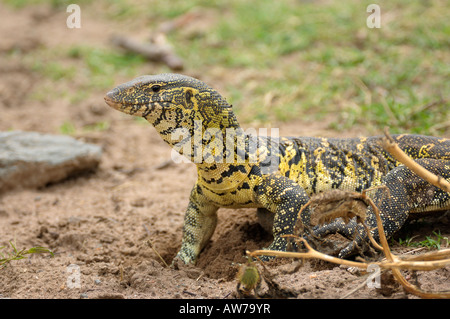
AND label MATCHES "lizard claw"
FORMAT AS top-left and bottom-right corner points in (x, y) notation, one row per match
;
(312, 218), (375, 258)
(172, 250), (197, 267)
